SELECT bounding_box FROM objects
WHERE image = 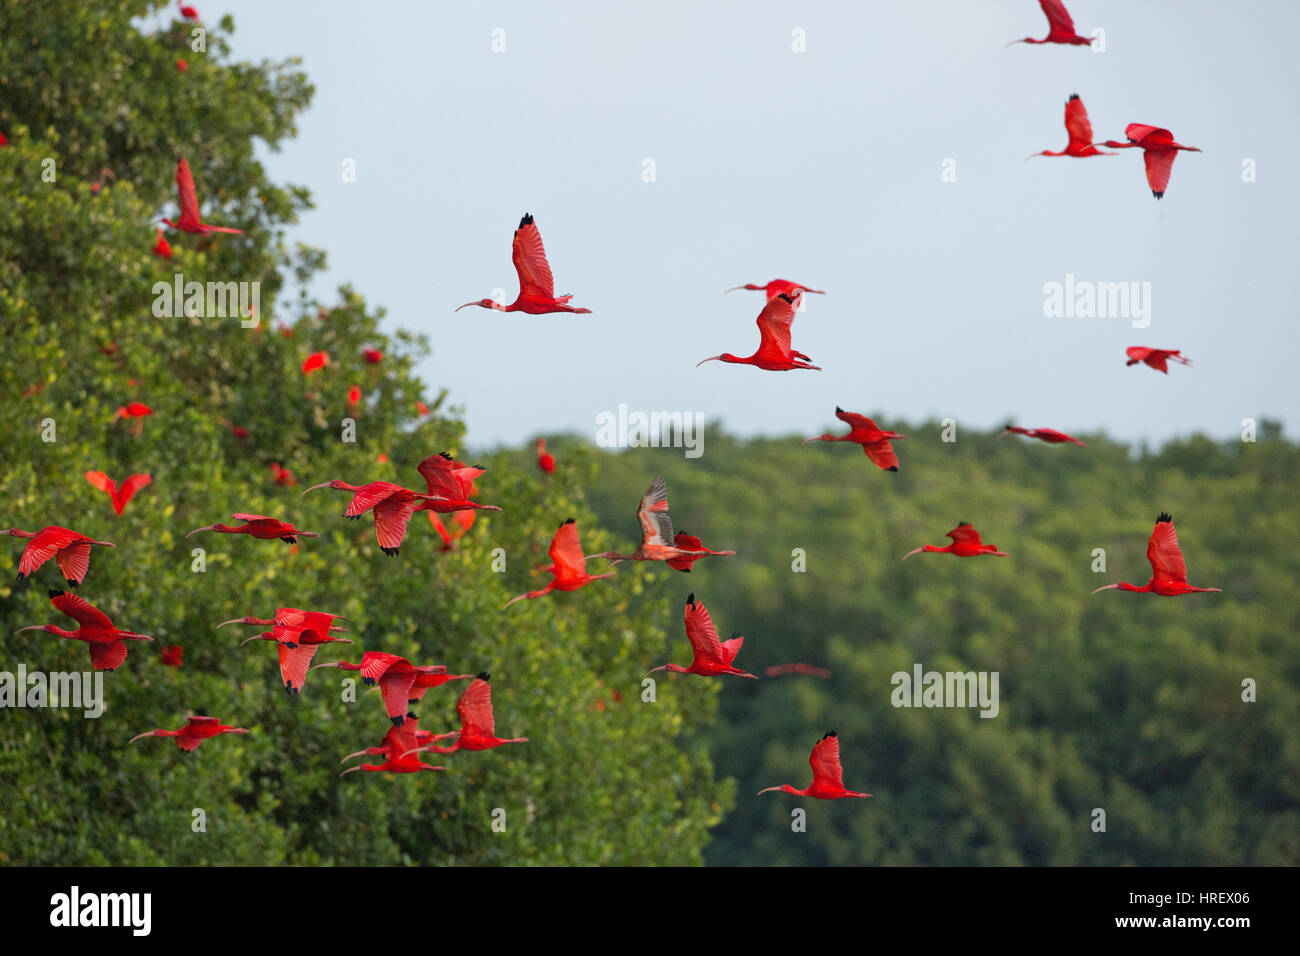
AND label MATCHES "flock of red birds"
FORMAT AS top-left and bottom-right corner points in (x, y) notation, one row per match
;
(3, 0), (1223, 805)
